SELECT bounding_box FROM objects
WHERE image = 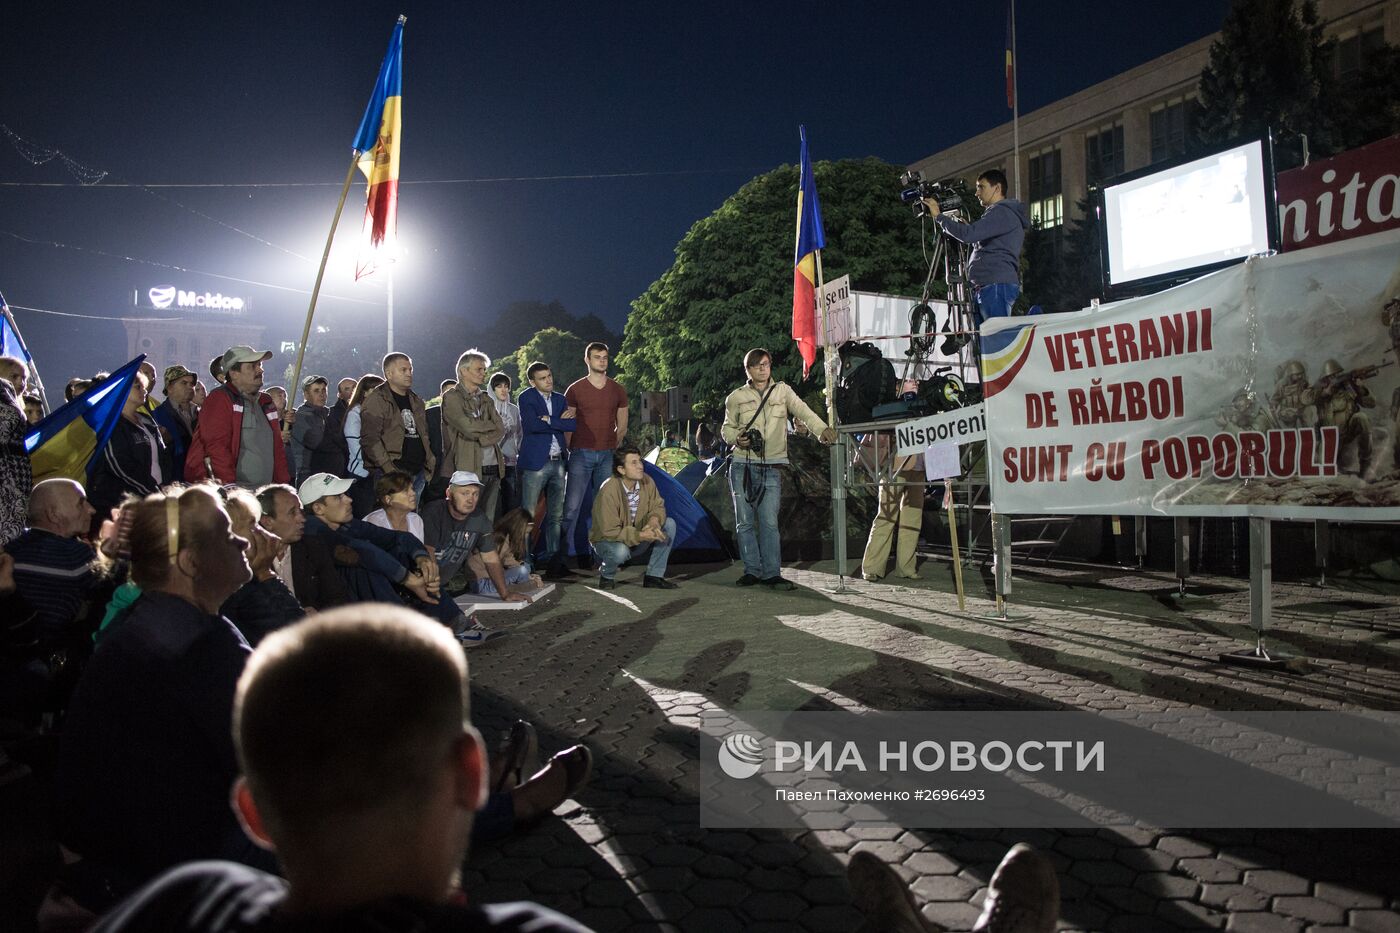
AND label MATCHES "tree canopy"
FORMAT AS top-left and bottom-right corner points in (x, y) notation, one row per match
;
(505, 327), (588, 397)
(616, 157), (933, 417)
(1195, 0), (1337, 168)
